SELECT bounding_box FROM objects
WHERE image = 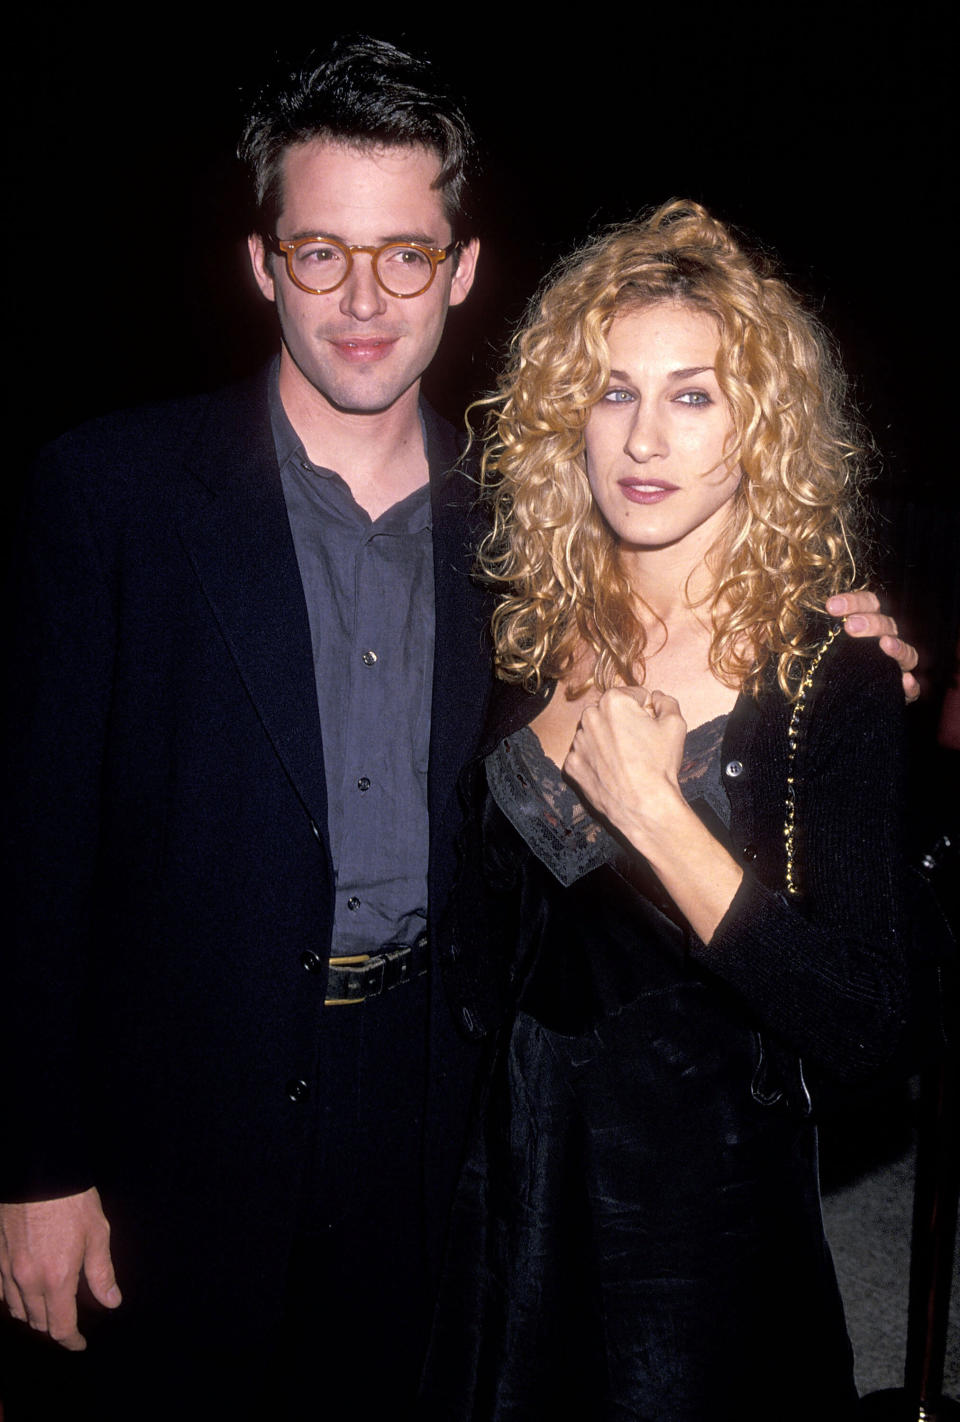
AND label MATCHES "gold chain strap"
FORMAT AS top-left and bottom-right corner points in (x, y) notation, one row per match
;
(784, 623), (843, 898)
